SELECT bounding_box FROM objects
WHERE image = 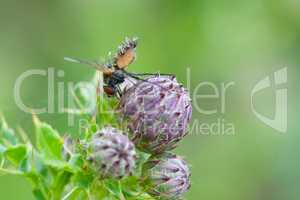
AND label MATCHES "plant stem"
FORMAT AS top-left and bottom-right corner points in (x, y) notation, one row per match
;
(52, 171), (72, 200)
